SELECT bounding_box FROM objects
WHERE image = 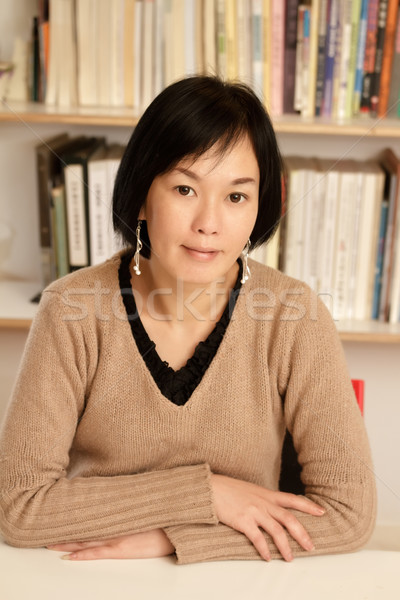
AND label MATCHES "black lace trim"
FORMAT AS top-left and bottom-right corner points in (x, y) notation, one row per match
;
(118, 250), (242, 406)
